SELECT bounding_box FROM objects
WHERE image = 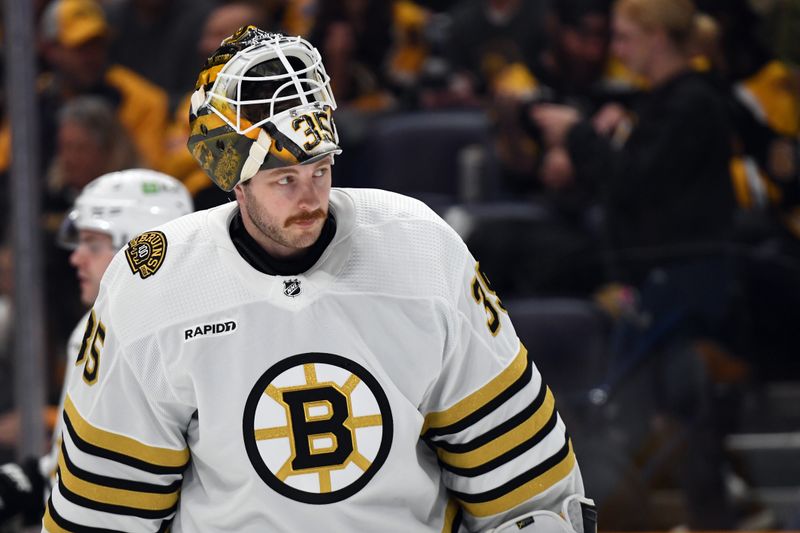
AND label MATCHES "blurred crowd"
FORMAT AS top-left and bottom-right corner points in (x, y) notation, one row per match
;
(0, 0), (799, 529)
